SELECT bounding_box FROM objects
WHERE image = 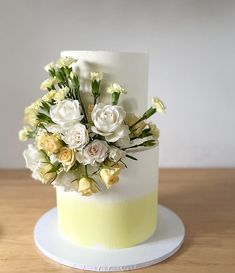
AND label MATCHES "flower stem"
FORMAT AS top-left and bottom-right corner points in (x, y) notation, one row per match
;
(129, 117), (143, 130)
(76, 88), (88, 123)
(84, 165), (88, 177)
